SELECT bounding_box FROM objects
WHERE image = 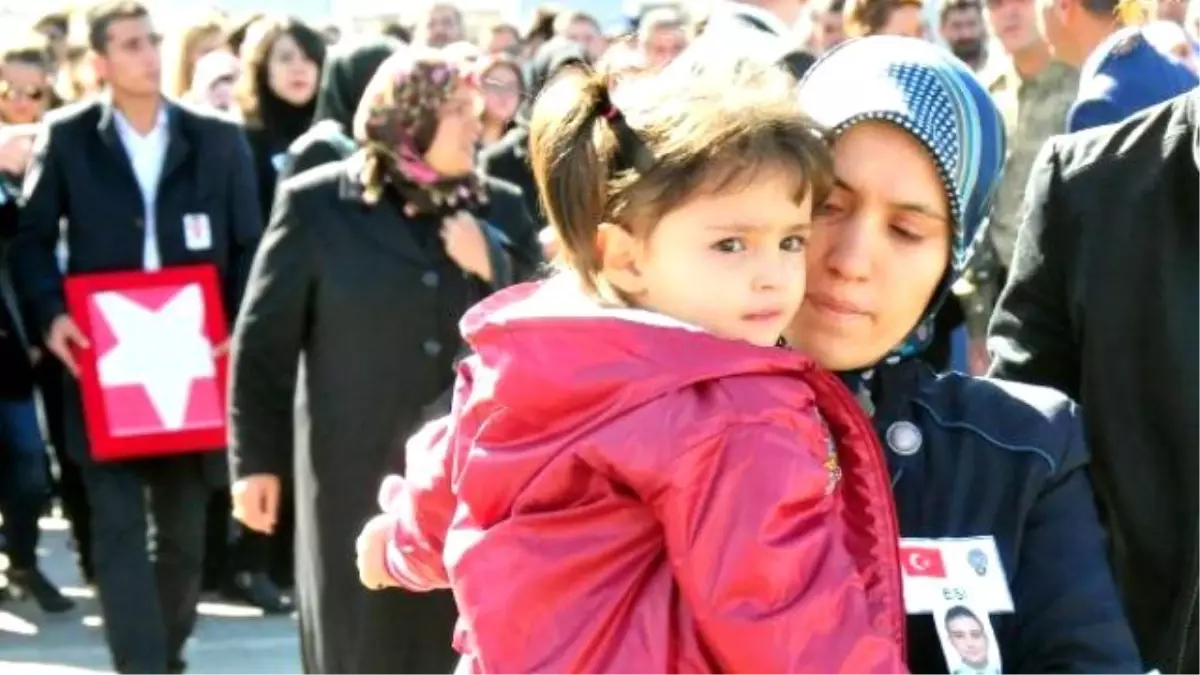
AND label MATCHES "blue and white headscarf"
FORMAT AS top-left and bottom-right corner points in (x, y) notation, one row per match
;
(797, 36), (1006, 367)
